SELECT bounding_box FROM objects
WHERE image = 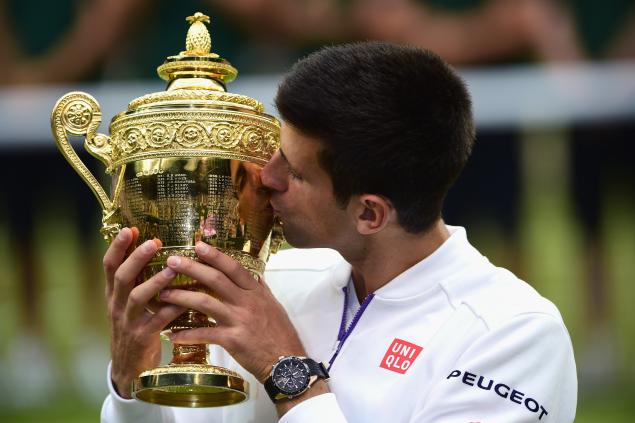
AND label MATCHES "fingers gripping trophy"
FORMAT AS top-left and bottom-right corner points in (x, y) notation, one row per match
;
(51, 12), (282, 407)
